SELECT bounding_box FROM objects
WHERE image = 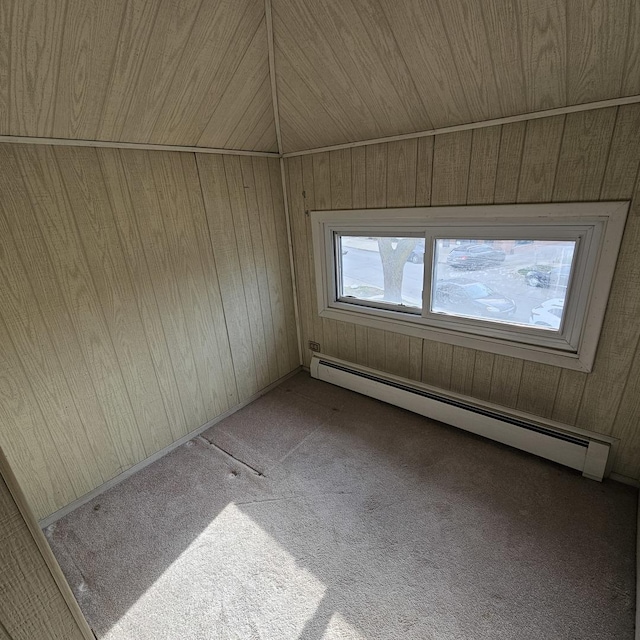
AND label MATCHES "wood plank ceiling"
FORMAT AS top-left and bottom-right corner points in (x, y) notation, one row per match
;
(1, 0), (278, 152)
(273, 0), (640, 152)
(1, 1), (638, 153)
